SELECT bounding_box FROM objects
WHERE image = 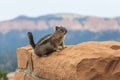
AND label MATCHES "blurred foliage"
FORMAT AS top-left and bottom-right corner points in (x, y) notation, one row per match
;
(0, 70), (8, 80)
